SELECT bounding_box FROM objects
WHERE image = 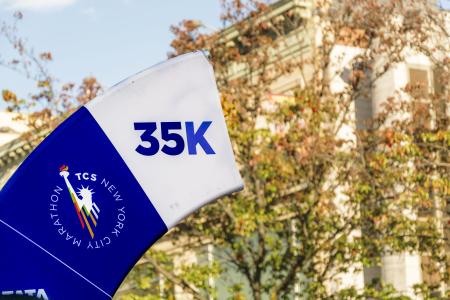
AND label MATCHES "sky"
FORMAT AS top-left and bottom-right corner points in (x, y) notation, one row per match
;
(0, 0), (450, 108)
(0, 0), (223, 106)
